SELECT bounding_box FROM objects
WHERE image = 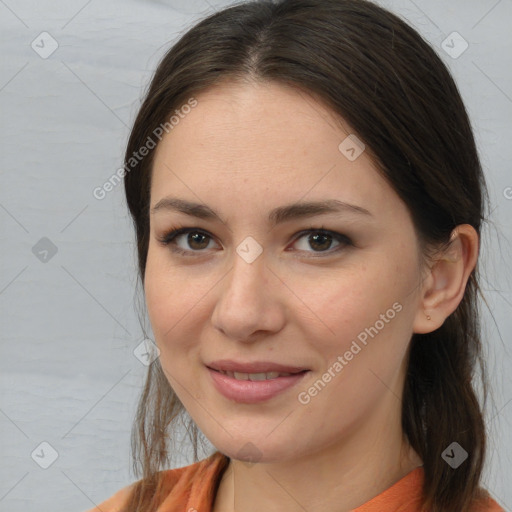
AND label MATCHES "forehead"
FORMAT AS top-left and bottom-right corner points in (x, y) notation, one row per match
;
(150, 80), (400, 218)
(153, 80), (348, 166)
